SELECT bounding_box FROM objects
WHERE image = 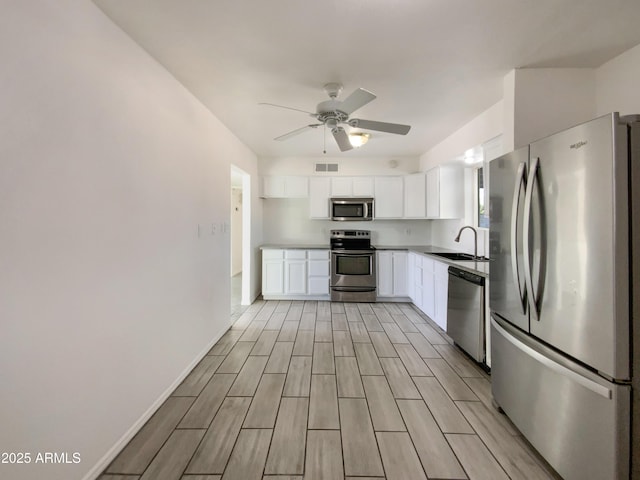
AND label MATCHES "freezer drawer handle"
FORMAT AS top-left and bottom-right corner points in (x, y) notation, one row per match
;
(523, 157), (540, 322)
(510, 161), (527, 313)
(492, 318), (612, 399)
